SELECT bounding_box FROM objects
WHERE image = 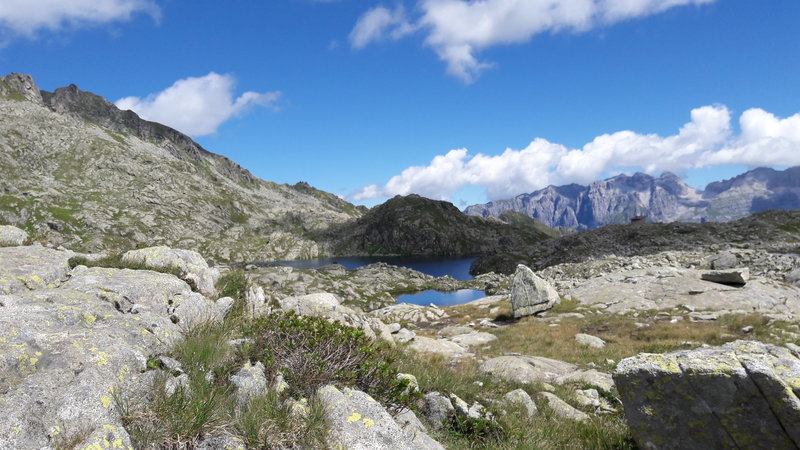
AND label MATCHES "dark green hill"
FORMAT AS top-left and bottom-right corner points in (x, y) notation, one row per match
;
(327, 194), (559, 257)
